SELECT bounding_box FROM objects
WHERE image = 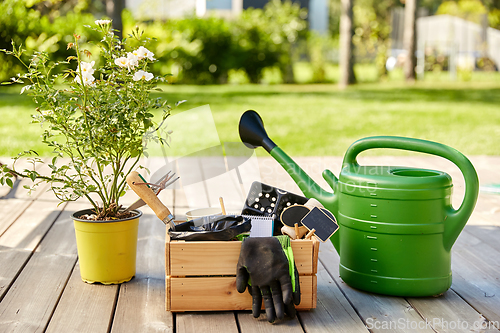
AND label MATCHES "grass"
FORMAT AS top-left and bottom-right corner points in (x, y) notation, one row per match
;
(1, 65), (500, 158)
